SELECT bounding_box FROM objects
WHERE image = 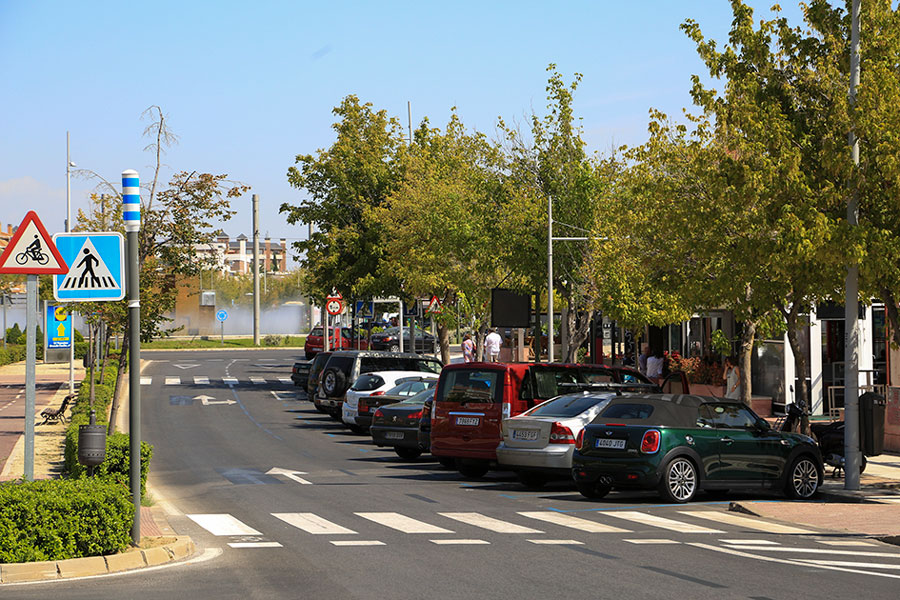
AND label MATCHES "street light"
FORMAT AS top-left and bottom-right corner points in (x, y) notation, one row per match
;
(66, 132), (76, 397)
